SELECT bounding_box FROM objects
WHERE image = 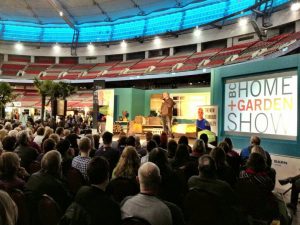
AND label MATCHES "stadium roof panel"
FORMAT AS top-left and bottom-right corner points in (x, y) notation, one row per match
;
(0, 0), (289, 43)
